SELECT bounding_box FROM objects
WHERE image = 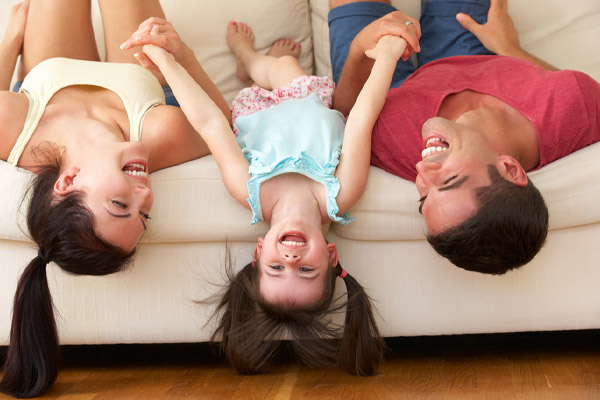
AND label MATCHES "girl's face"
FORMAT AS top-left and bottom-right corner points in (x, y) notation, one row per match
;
(55, 141), (154, 252)
(255, 216), (338, 308)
